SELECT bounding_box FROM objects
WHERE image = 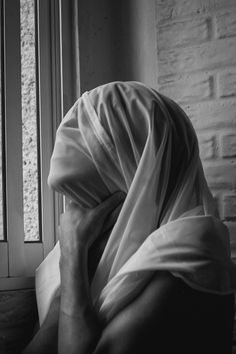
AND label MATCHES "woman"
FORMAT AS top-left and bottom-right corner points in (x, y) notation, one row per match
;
(23, 81), (236, 353)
